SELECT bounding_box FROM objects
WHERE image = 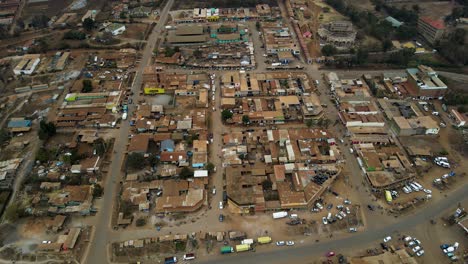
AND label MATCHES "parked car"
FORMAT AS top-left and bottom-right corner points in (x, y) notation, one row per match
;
(404, 236), (412, 242)
(383, 236), (392, 242)
(286, 241), (295, 246)
(326, 251), (335, 257)
(183, 253), (196, 260)
(219, 201), (223, 209)
(412, 246), (421, 253)
(218, 214), (224, 222)
(322, 217), (328, 225)
(276, 241), (285, 246)
(349, 227), (357, 232)
(416, 250), (424, 257)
